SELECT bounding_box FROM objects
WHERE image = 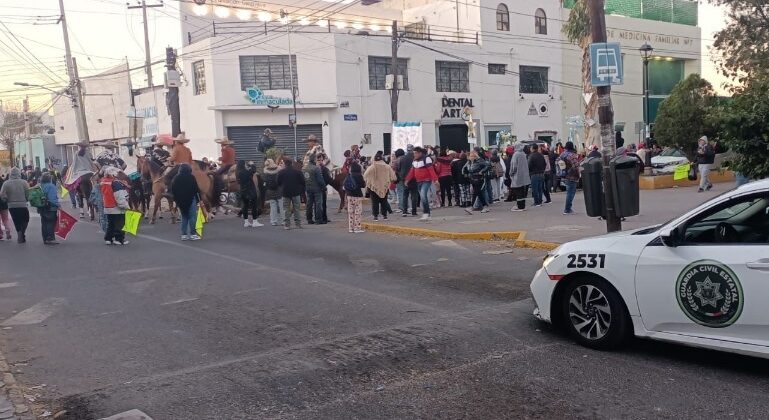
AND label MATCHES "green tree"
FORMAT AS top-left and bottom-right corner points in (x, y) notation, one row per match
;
(718, 76), (769, 178)
(710, 0), (769, 86)
(653, 74), (718, 156)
